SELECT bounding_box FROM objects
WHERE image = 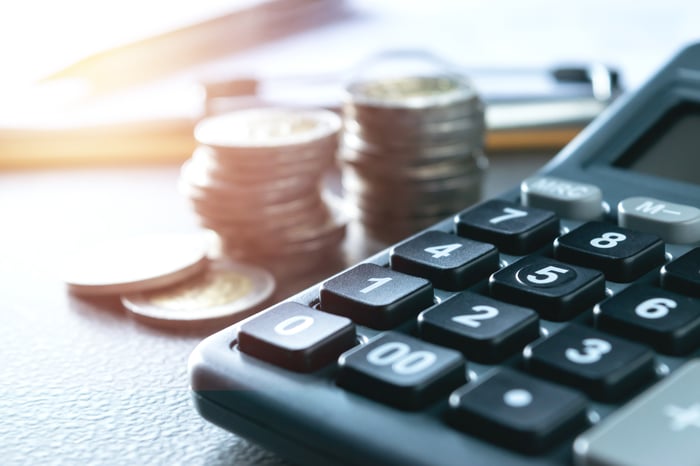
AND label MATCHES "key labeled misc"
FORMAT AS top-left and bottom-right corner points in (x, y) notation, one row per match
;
(238, 302), (356, 372)
(320, 263), (434, 329)
(596, 284), (700, 355)
(521, 175), (604, 221)
(489, 256), (605, 321)
(574, 360), (700, 466)
(447, 368), (588, 453)
(337, 331), (465, 409)
(418, 292), (539, 363)
(390, 230), (498, 291)
(455, 199), (559, 255)
(523, 324), (656, 401)
(554, 221), (665, 282)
